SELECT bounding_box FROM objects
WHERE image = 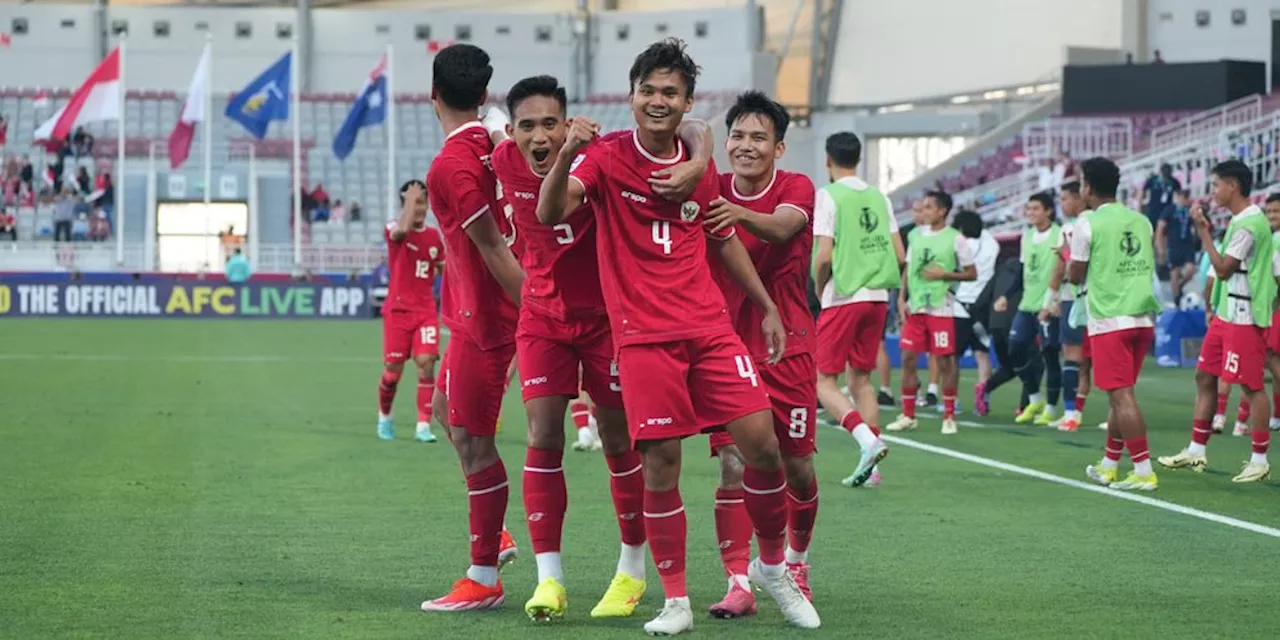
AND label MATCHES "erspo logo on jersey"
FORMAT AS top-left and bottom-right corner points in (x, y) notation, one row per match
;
(0, 278), (368, 319)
